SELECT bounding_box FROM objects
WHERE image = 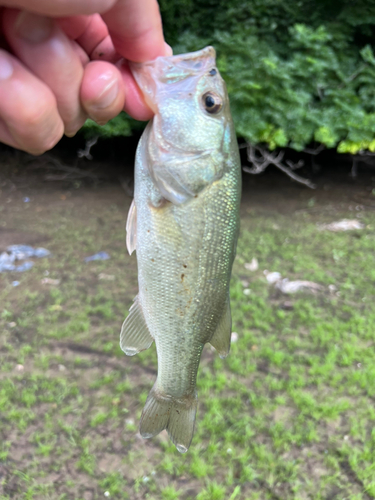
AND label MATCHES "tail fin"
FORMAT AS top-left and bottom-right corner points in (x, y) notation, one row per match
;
(139, 383), (198, 453)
